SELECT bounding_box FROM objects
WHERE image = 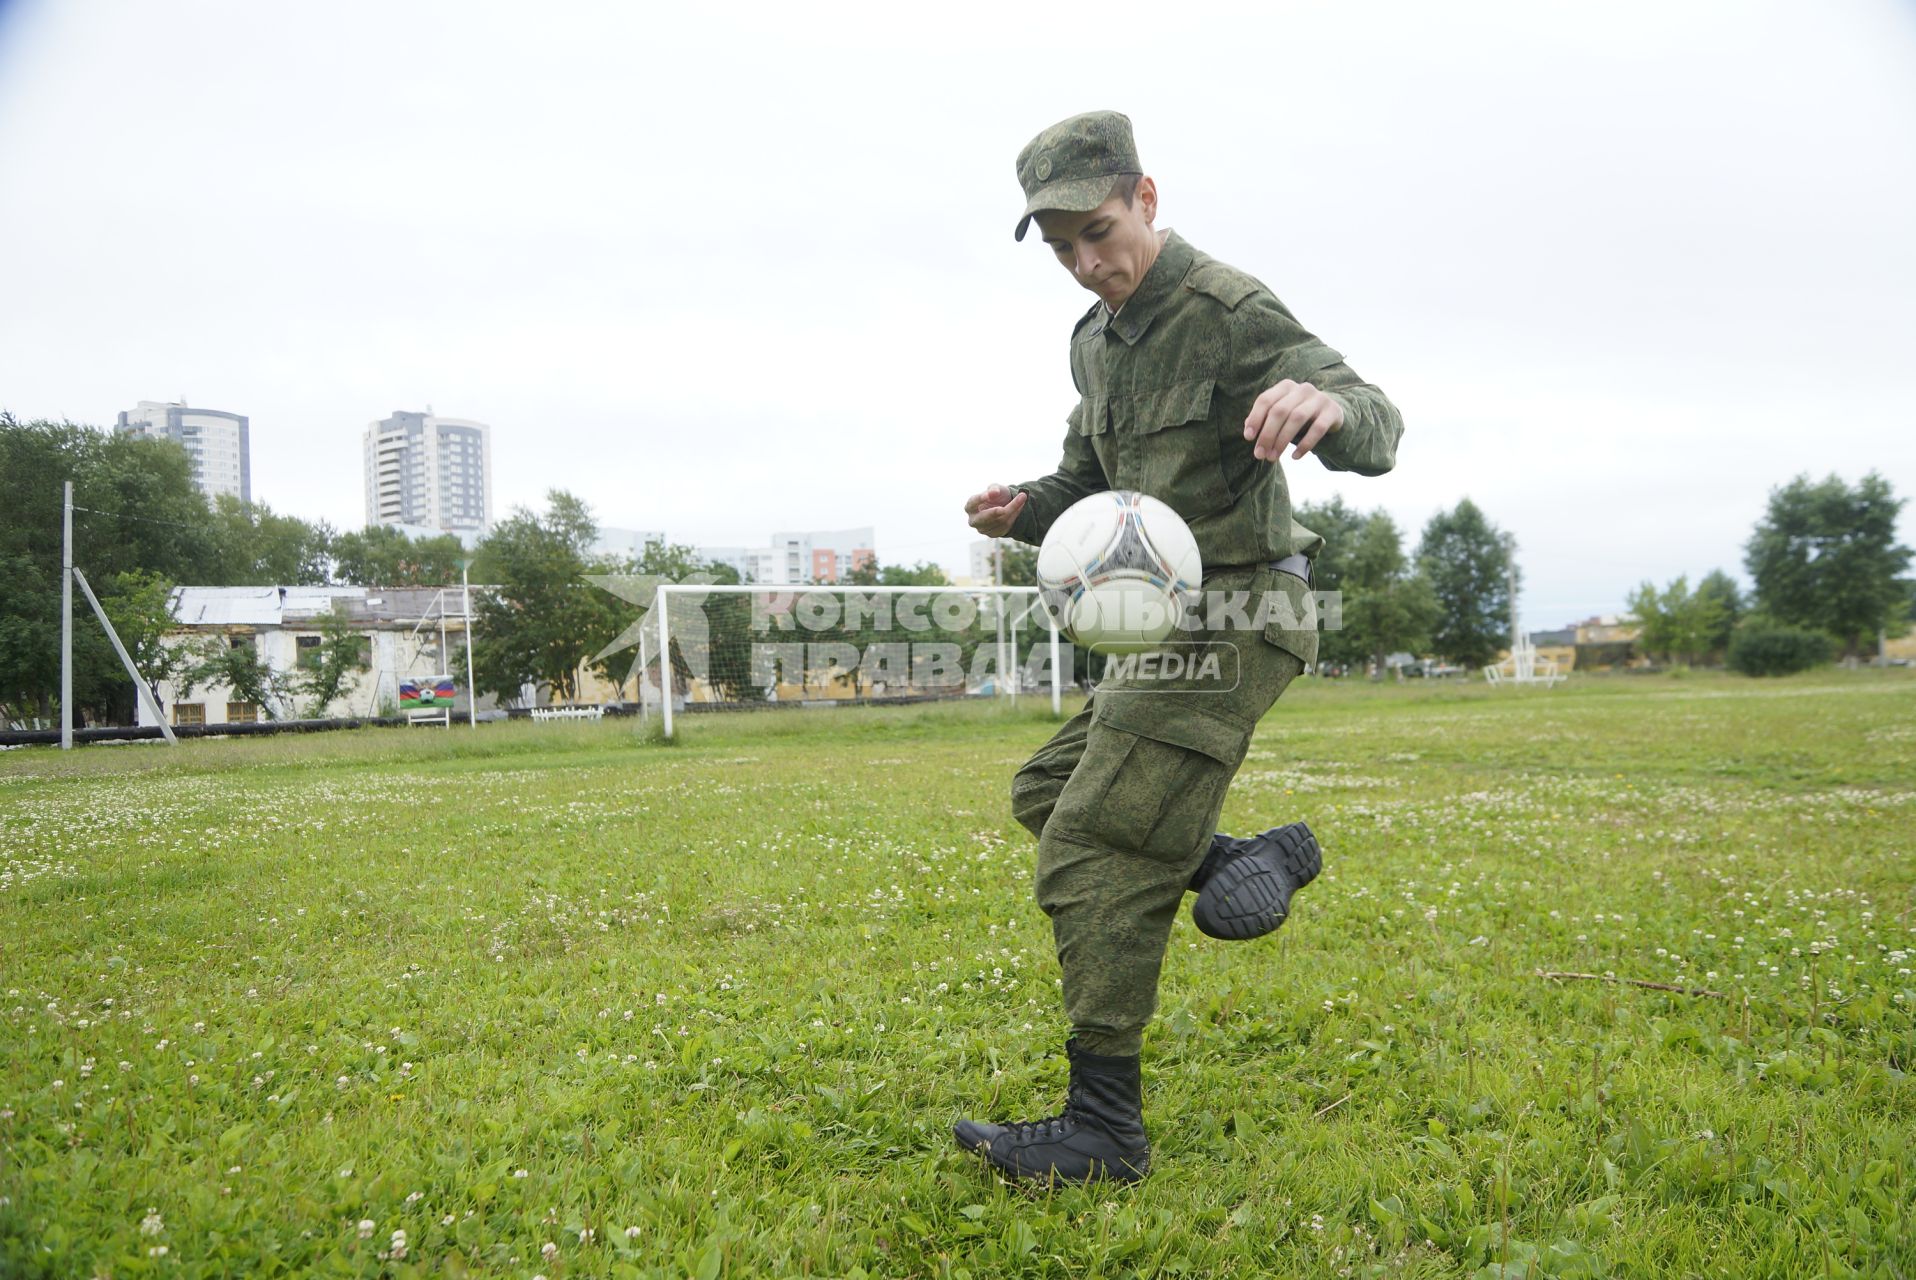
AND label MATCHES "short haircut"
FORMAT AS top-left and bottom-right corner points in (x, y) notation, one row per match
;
(1110, 172), (1142, 206)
